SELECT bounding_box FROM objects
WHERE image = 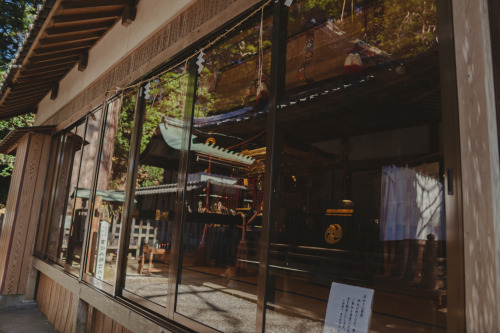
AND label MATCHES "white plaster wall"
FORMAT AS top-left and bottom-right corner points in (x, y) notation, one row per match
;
(35, 0), (194, 125)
